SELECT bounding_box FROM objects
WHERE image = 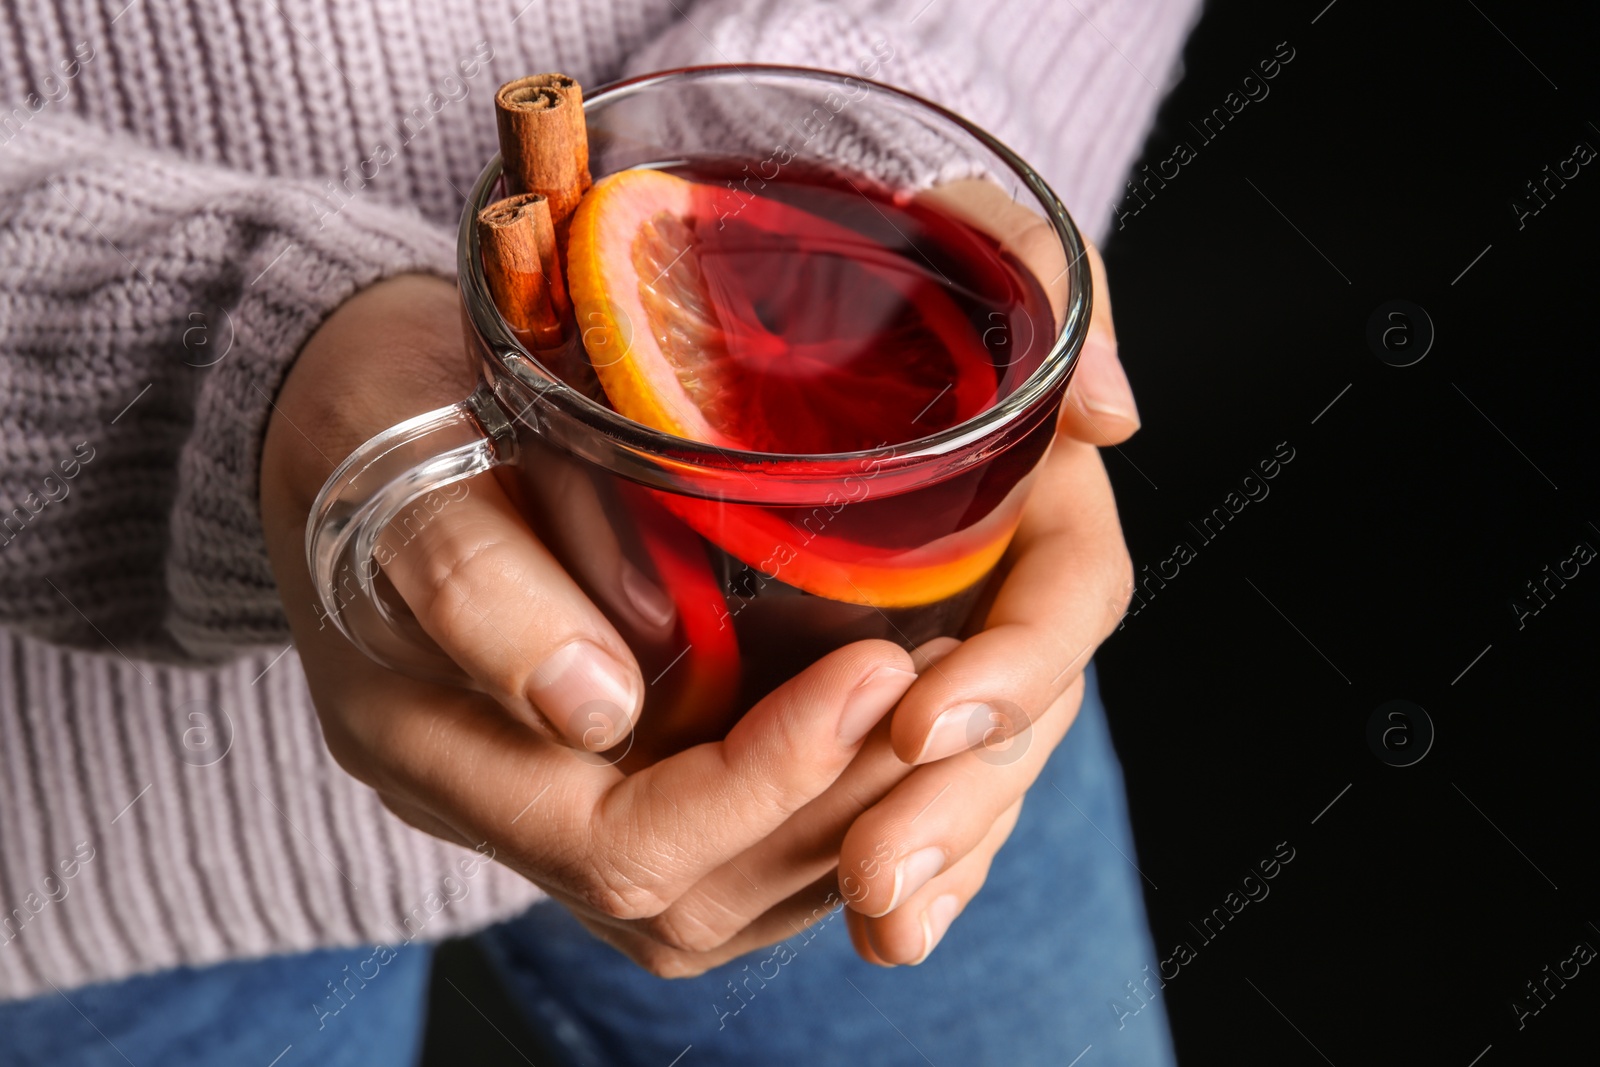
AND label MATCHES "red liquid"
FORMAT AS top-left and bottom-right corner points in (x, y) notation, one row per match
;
(509, 160), (1066, 755)
(665, 164), (1050, 453)
(558, 162), (1054, 449)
